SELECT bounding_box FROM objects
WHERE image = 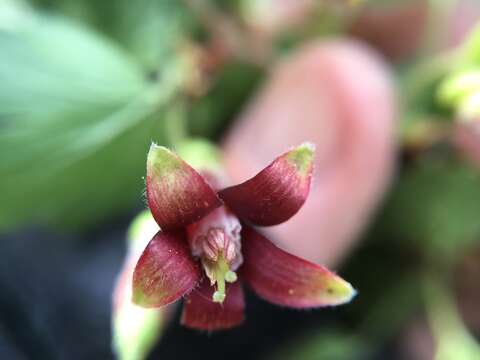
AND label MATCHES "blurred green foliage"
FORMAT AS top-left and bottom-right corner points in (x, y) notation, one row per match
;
(188, 62), (262, 139)
(277, 330), (370, 360)
(381, 158), (480, 259)
(0, 4), (176, 229)
(424, 275), (480, 360)
(29, 0), (194, 72)
(438, 24), (480, 119)
(0, 0), (260, 230)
